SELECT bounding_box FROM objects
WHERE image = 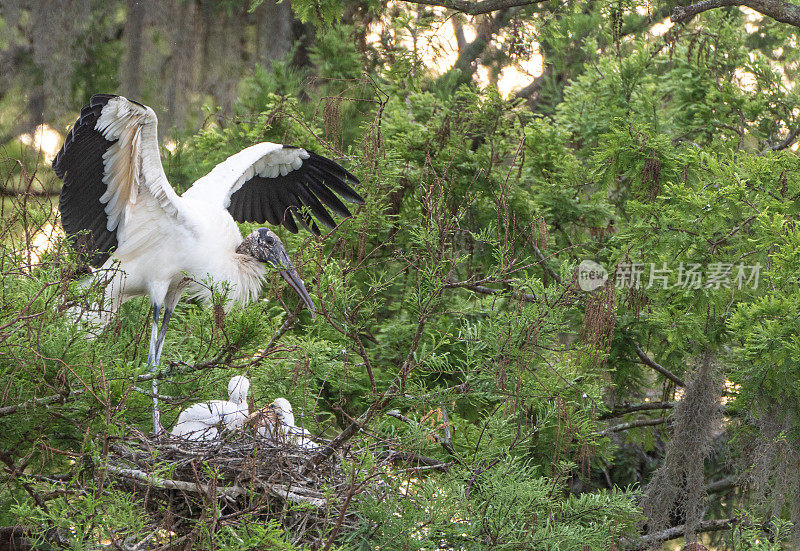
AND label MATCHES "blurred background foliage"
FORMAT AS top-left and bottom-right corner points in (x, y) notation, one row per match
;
(2, 0), (800, 548)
